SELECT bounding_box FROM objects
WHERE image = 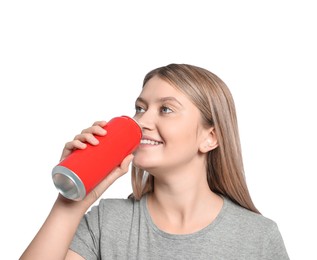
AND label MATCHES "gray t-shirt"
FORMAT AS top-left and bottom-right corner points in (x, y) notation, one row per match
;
(70, 196), (289, 259)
